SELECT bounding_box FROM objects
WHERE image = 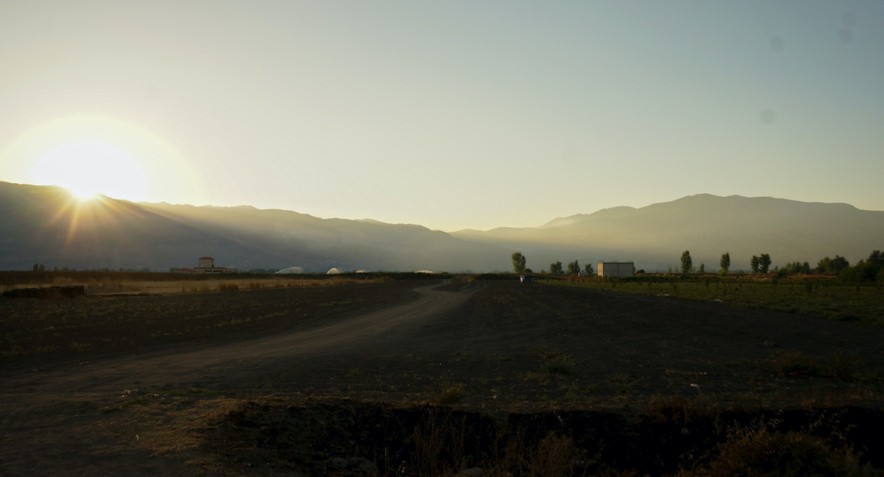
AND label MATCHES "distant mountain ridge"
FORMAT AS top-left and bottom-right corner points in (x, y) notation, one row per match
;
(452, 194), (883, 271)
(0, 182), (881, 272)
(0, 181), (505, 272)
